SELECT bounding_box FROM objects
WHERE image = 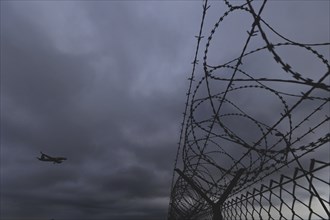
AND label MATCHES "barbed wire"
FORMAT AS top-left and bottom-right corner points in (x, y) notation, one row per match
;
(168, 0), (330, 219)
